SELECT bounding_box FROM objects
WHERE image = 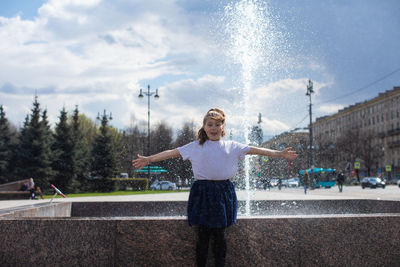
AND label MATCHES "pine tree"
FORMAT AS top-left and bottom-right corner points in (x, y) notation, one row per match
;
(108, 126), (124, 176)
(90, 110), (117, 191)
(0, 105), (12, 183)
(71, 106), (90, 192)
(17, 96), (54, 189)
(39, 109), (55, 186)
(52, 107), (76, 192)
(18, 101), (39, 180)
(16, 115), (31, 177)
